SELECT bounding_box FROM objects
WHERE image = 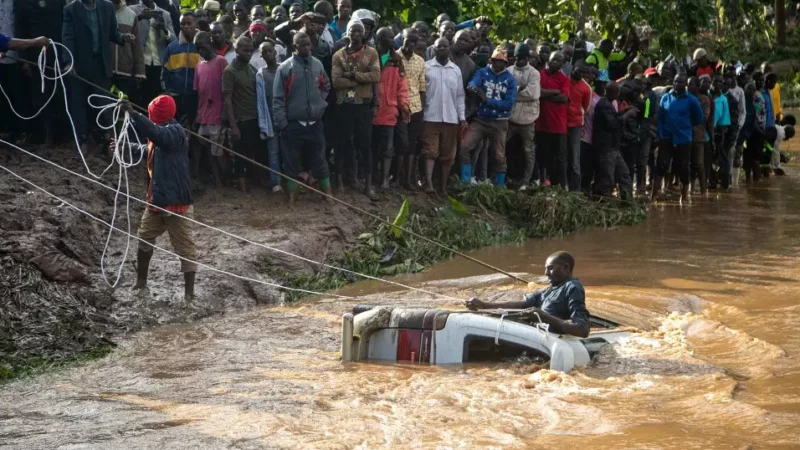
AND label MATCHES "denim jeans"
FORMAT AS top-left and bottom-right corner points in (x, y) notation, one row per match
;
(566, 126), (583, 191)
(265, 135), (281, 186)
